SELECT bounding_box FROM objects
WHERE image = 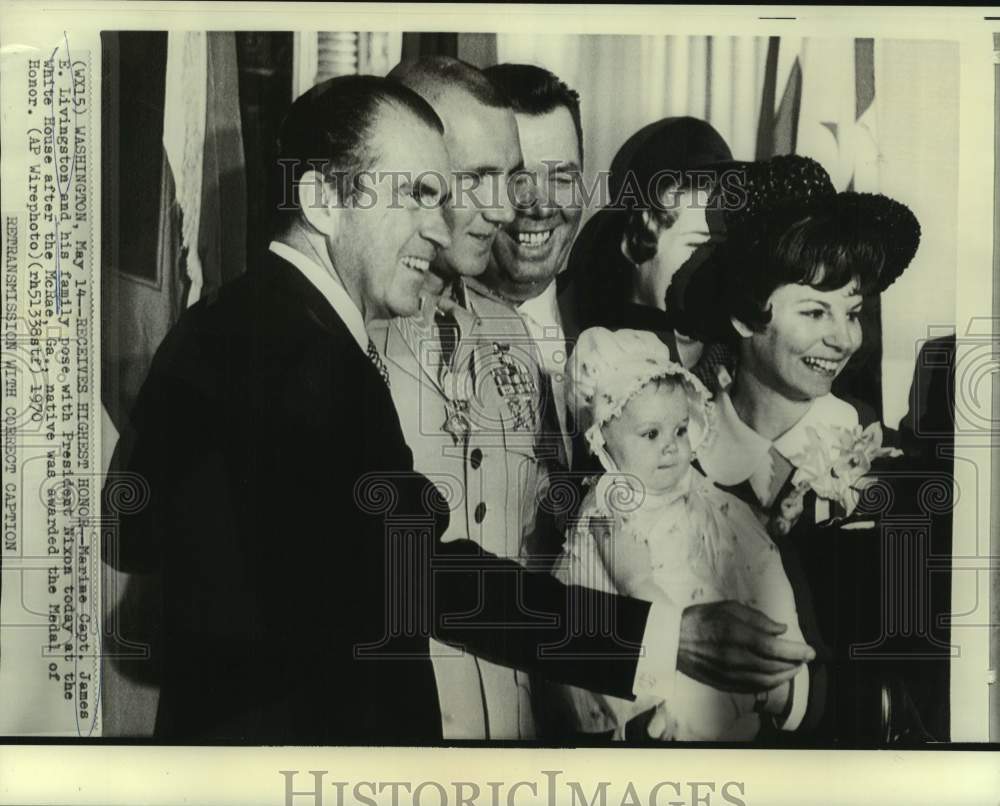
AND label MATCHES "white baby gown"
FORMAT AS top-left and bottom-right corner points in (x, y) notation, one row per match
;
(552, 467), (805, 741)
